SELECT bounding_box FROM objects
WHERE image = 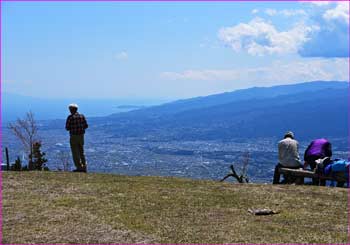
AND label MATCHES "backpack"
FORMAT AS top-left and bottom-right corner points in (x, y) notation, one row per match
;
(324, 159), (350, 177)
